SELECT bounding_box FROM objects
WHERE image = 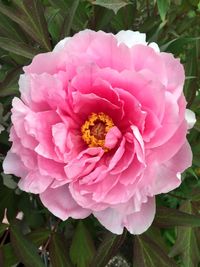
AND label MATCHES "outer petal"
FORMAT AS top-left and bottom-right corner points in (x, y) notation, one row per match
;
(160, 52), (185, 99)
(40, 186), (91, 220)
(11, 98), (37, 149)
(115, 30), (160, 52)
(93, 207), (124, 234)
(144, 141), (192, 196)
(37, 156), (66, 181)
(3, 151), (28, 178)
(18, 170), (53, 194)
(116, 30), (146, 48)
(24, 52), (65, 75)
(124, 197), (155, 235)
(53, 37), (71, 52)
(185, 109), (196, 129)
(150, 120), (188, 163)
(93, 197), (155, 235)
(24, 110), (61, 161)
